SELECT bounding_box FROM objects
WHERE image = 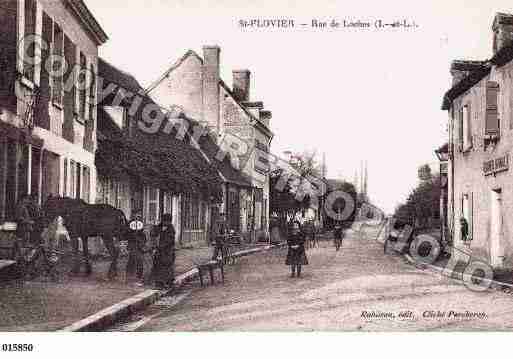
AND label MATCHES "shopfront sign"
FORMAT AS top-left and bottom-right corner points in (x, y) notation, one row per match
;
(483, 153), (509, 176)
